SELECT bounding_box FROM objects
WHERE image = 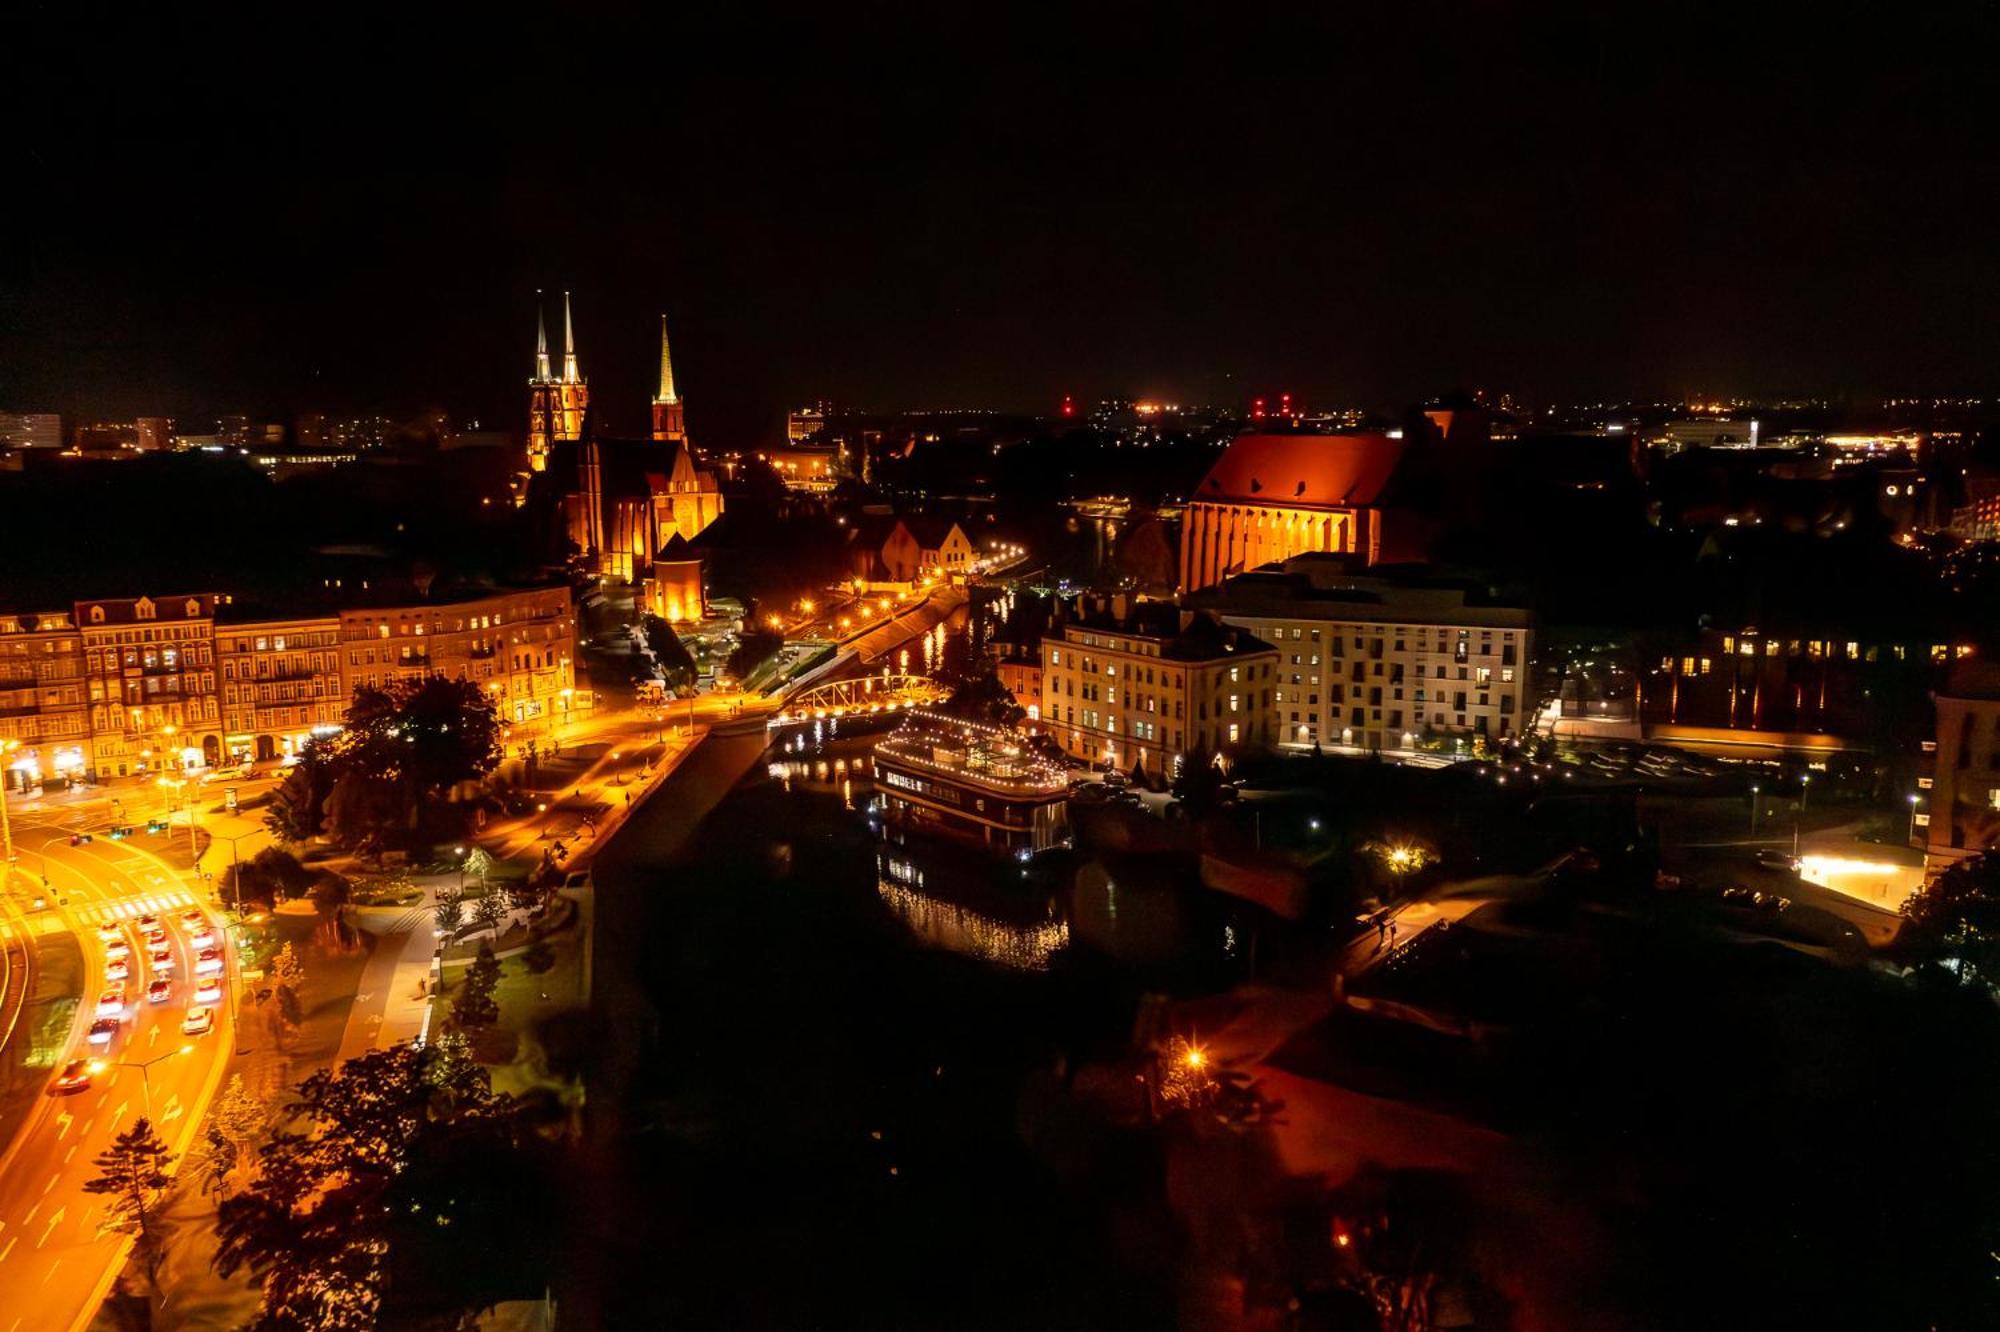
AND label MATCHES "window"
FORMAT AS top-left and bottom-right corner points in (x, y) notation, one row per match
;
(1228, 723), (1240, 744)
